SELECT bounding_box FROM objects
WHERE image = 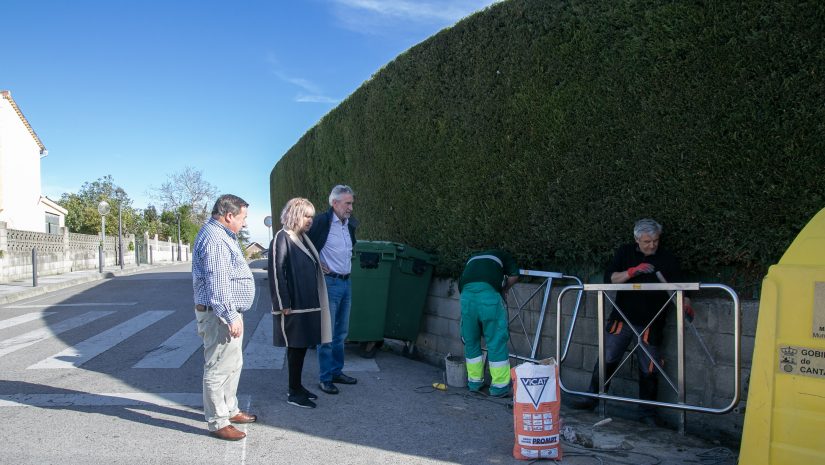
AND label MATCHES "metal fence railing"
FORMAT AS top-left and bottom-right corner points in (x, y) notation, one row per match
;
(556, 282), (741, 434)
(507, 269), (583, 363)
